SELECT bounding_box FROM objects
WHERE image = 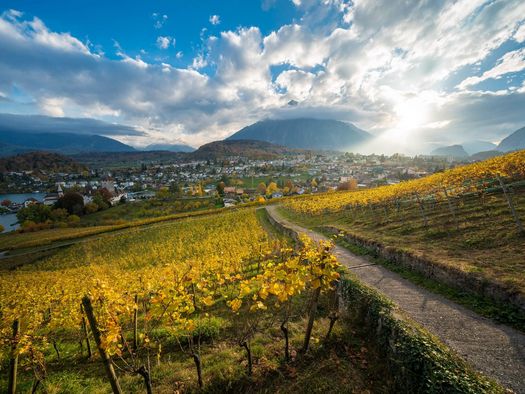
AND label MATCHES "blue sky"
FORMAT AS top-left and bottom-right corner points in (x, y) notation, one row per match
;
(0, 0), (524, 153)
